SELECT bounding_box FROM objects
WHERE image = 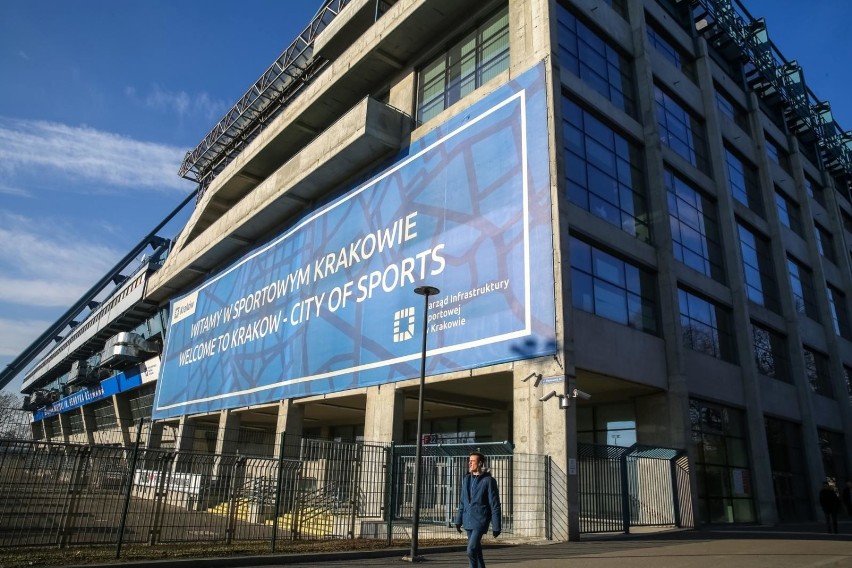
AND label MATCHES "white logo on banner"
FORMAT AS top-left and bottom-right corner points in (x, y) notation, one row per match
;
(393, 307), (415, 342)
